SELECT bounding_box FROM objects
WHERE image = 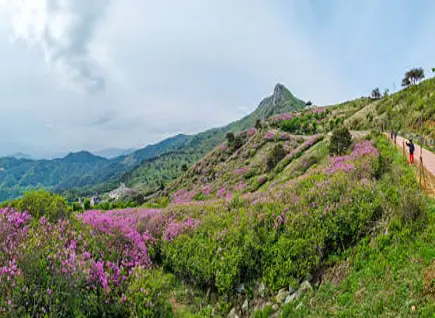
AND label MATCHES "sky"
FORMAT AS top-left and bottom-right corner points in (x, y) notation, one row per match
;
(0, 0), (434, 158)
